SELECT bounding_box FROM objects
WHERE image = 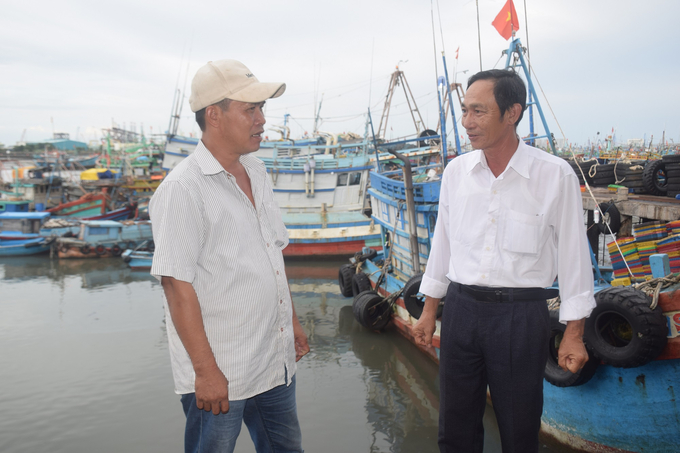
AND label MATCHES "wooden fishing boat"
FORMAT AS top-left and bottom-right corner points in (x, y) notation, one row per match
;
(339, 37), (679, 452)
(0, 237), (53, 256)
(46, 192), (107, 217)
(54, 220), (153, 259)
